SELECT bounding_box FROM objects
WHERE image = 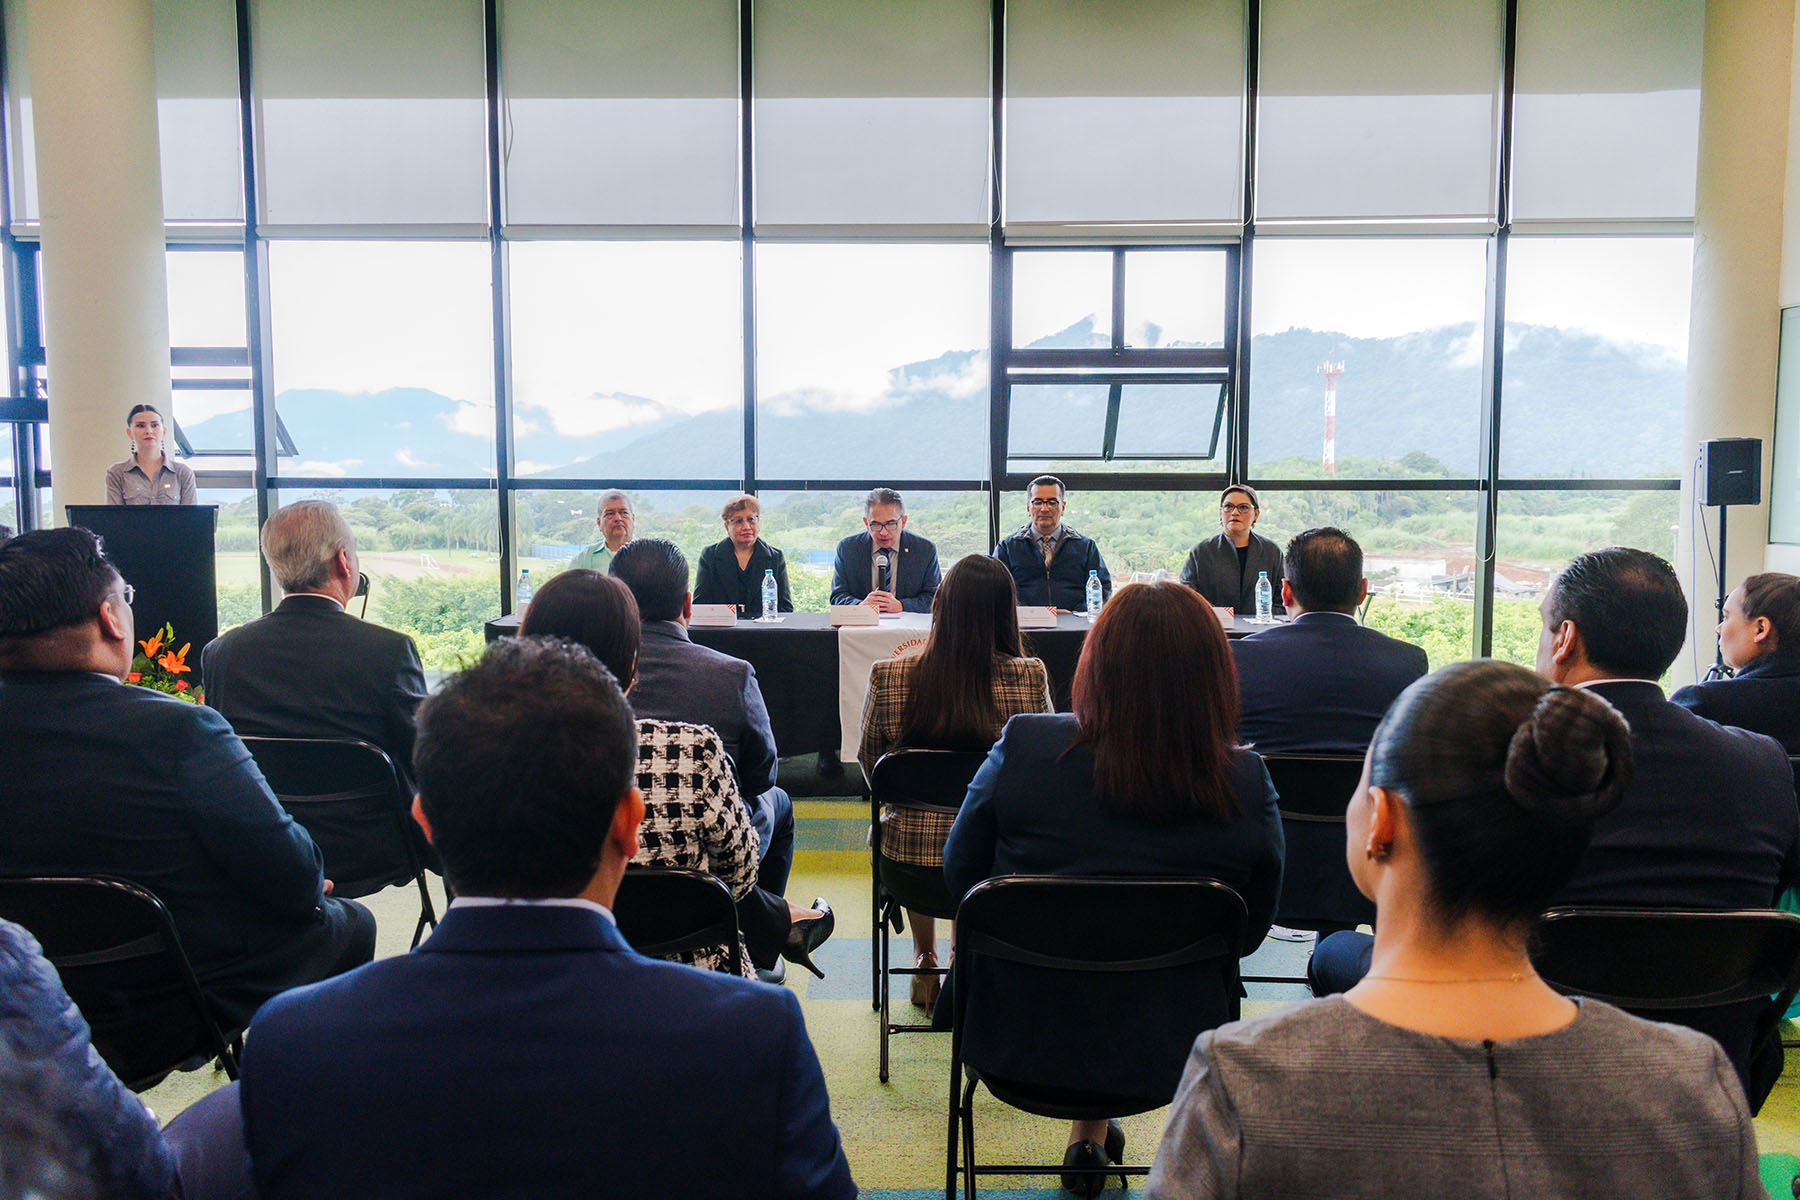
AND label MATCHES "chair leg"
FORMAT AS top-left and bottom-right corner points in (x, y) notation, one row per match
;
(946, 1056), (962, 1200)
(960, 1074), (979, 1200)
(879, 908), (891, 1084)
